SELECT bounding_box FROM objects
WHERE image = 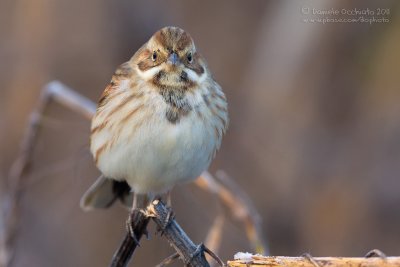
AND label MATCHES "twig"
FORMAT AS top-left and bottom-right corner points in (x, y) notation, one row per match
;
(43, 81), (96, 119)
(196, 171), (268, 255)
(302, 253), (321, 267)
(203, 246), (226, 267)
(110, 210), (150, 267)
(156, 252), (180, 267)
(2, 81), (96, 267)
(148, 199), (211, 267)
(228, 255), (399, 267)
(365, 249), (387, 259)
(111, 199), (216, 267)
(204, 214), (225, 266)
